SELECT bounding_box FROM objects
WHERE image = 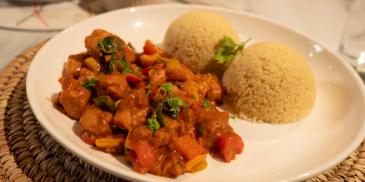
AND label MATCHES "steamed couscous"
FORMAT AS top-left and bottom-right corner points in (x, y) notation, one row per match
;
(163, 11), (239, 76)
(223, 42), (316, 124)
